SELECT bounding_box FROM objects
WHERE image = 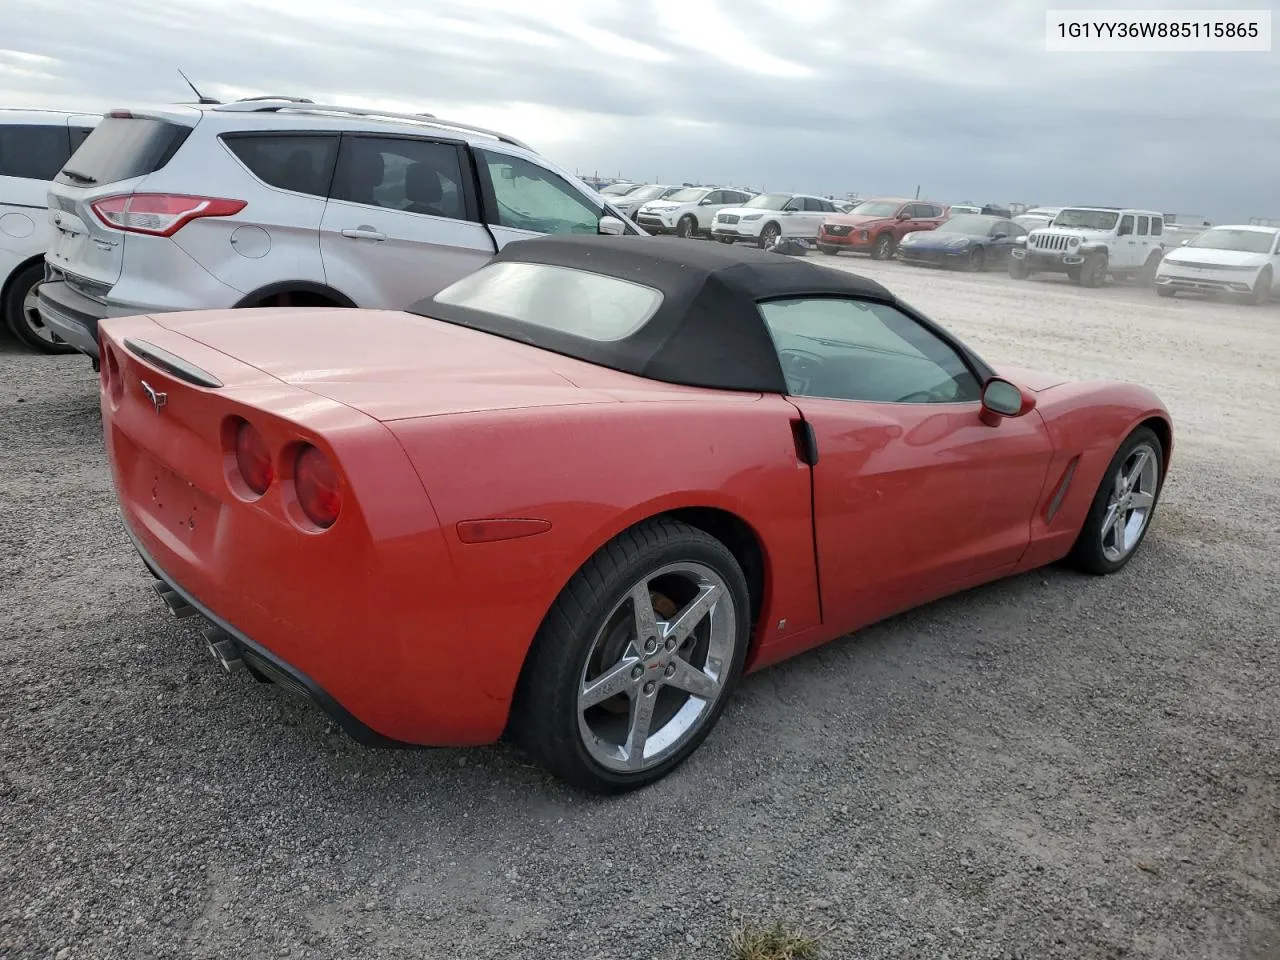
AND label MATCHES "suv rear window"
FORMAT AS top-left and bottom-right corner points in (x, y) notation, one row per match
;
(55, 116), (190, 186)
(0, 124), (74, 180)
